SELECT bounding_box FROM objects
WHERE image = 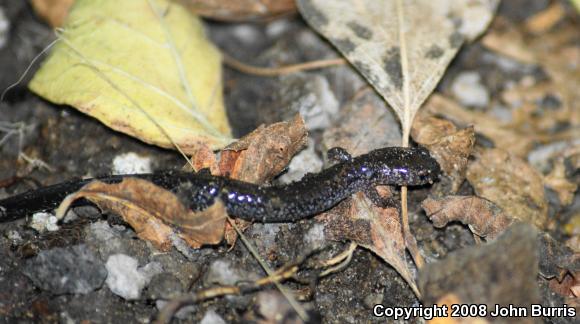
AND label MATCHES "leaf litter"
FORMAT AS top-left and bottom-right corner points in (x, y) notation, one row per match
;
(29, 0), (233, 153)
